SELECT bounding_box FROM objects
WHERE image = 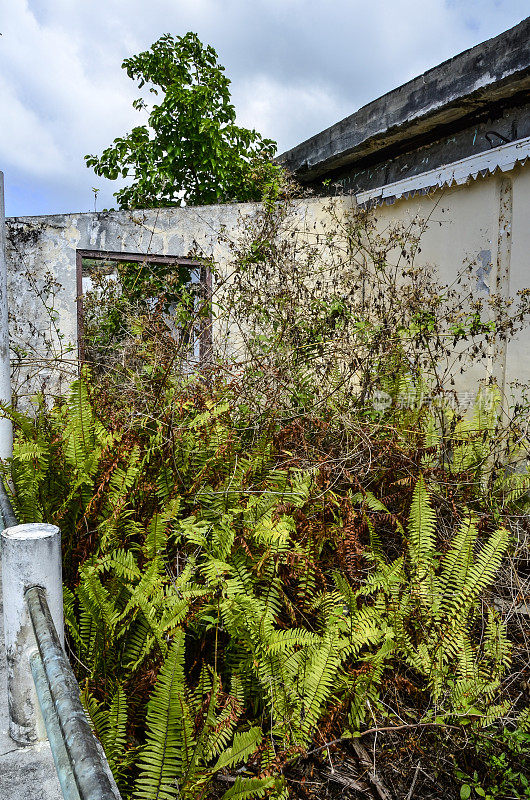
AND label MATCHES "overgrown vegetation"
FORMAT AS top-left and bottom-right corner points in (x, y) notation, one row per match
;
(5, 195), (530, 799)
